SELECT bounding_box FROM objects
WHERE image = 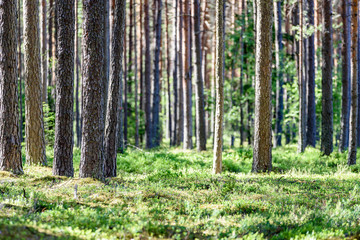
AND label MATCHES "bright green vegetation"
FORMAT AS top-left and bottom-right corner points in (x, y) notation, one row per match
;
(1, 146), (360, 239)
